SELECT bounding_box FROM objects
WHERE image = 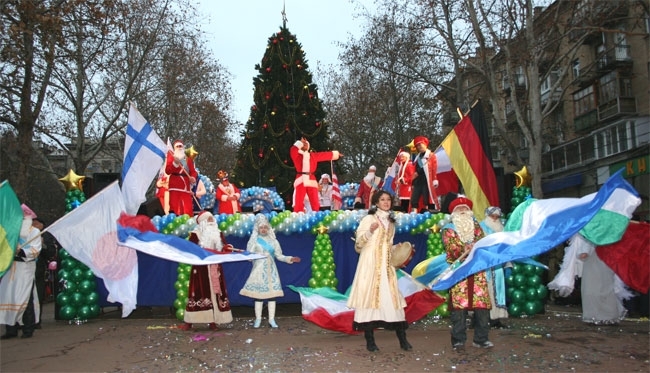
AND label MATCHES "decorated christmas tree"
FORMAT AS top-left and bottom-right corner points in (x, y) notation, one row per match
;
(232, 21), (334, 208)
